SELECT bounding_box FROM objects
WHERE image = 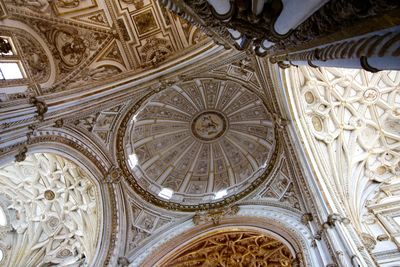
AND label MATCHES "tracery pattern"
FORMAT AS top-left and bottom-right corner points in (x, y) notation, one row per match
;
(285, 66), (400, 252)
(0, 153), (100, 266)
(162, 230), (293, 267)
